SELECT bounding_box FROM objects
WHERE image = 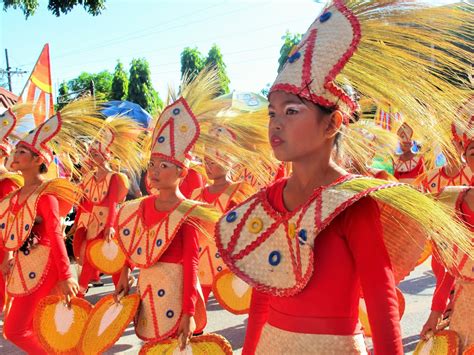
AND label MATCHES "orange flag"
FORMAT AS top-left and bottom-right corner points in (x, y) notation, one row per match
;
(19, 44), (54, 126)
